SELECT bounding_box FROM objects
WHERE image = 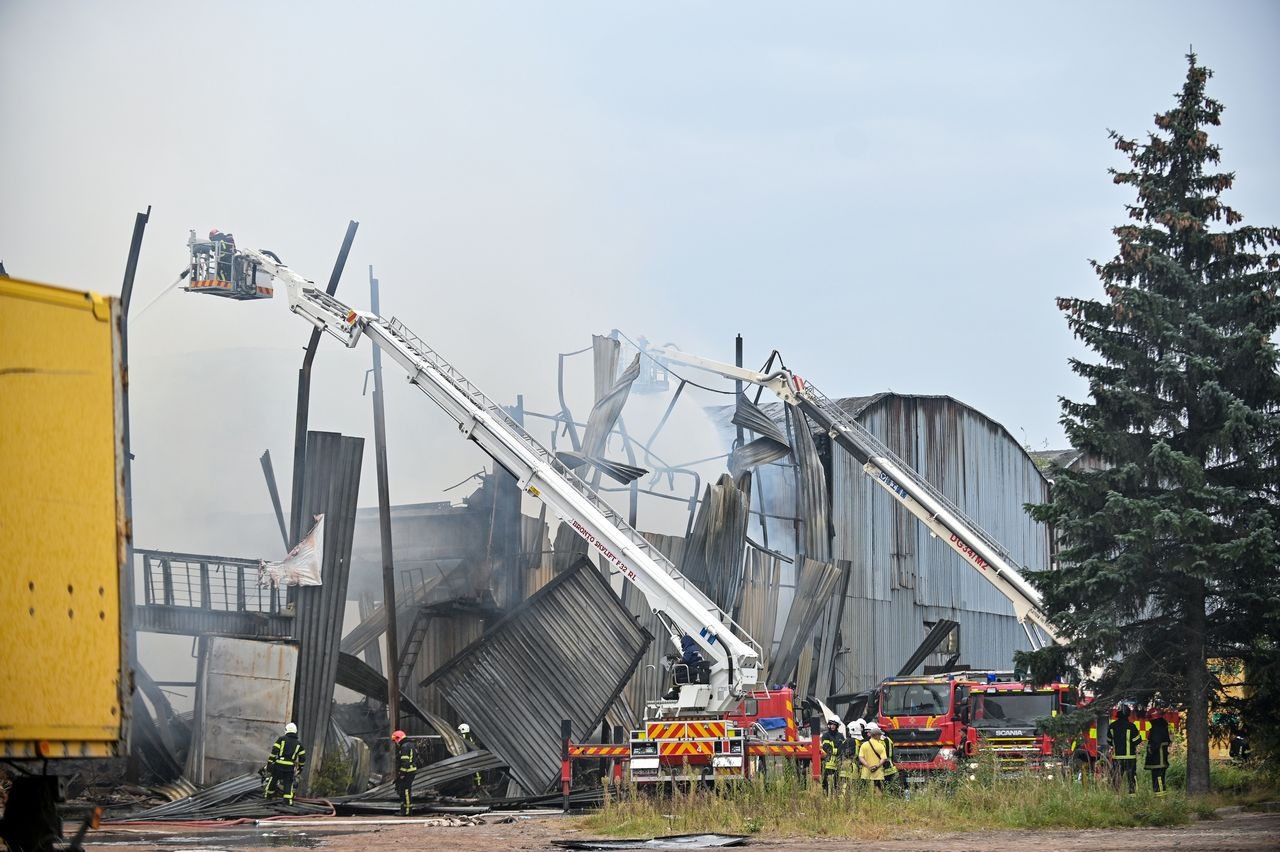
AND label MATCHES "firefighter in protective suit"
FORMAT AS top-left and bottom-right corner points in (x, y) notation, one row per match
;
(264, 722), (307, 804)
(392, 730), (417, 815)
(1144, 713), (1171, 797)
(819, 719), (845, 794)
(1108, 705), (1143, 794)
